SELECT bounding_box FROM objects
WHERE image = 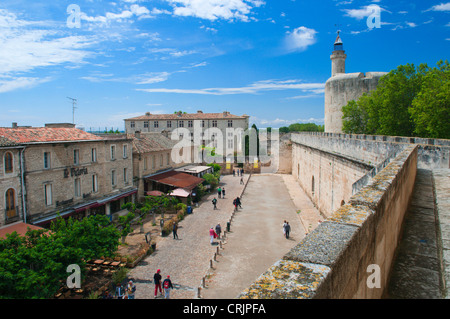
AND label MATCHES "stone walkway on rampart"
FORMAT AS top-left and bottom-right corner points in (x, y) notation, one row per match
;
(129, 172), (321, 299)
(388, 168), (450, 299)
